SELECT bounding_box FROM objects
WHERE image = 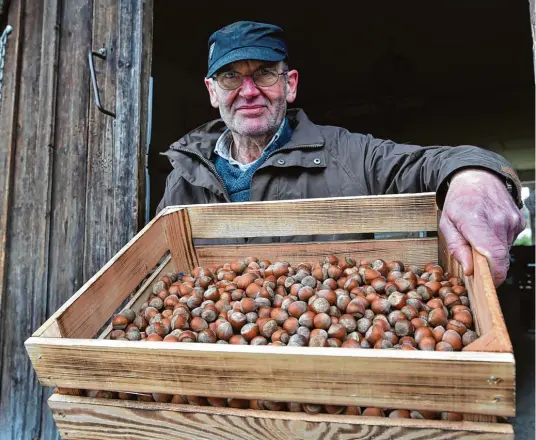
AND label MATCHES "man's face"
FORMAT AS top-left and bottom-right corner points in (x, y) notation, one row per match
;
(204, 60), (299, 137)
